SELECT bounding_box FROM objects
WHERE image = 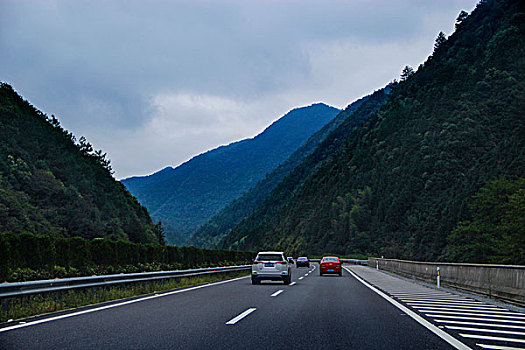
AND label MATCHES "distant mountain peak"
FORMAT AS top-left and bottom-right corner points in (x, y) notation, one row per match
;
(122, 103), (340, 245)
